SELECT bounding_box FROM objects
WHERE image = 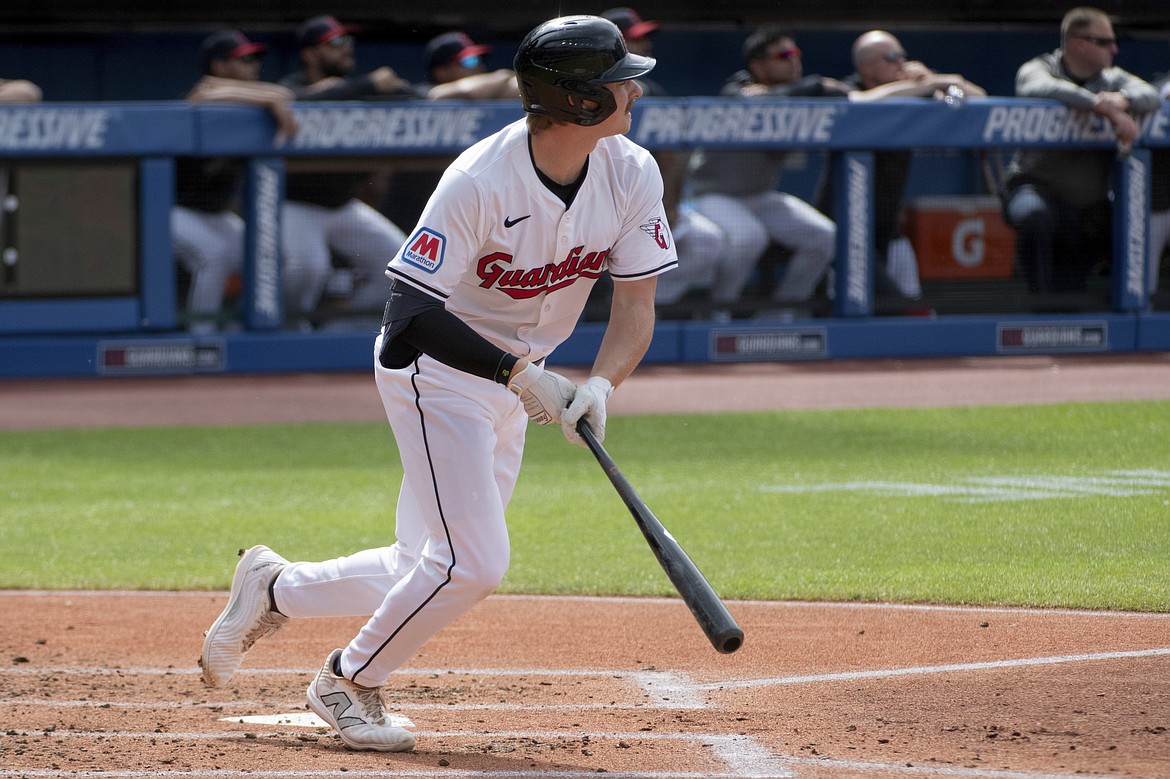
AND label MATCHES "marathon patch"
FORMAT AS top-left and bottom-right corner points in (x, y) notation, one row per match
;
(400, 227), (445, 273)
